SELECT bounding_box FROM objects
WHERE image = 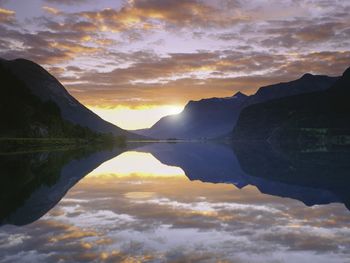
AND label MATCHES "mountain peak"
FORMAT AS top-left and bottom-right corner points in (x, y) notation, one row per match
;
(233, 91), (247, 98)
(342, 66), (350, 78)
(300, 73), (314, 79)
(1, 58), (140, 138)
